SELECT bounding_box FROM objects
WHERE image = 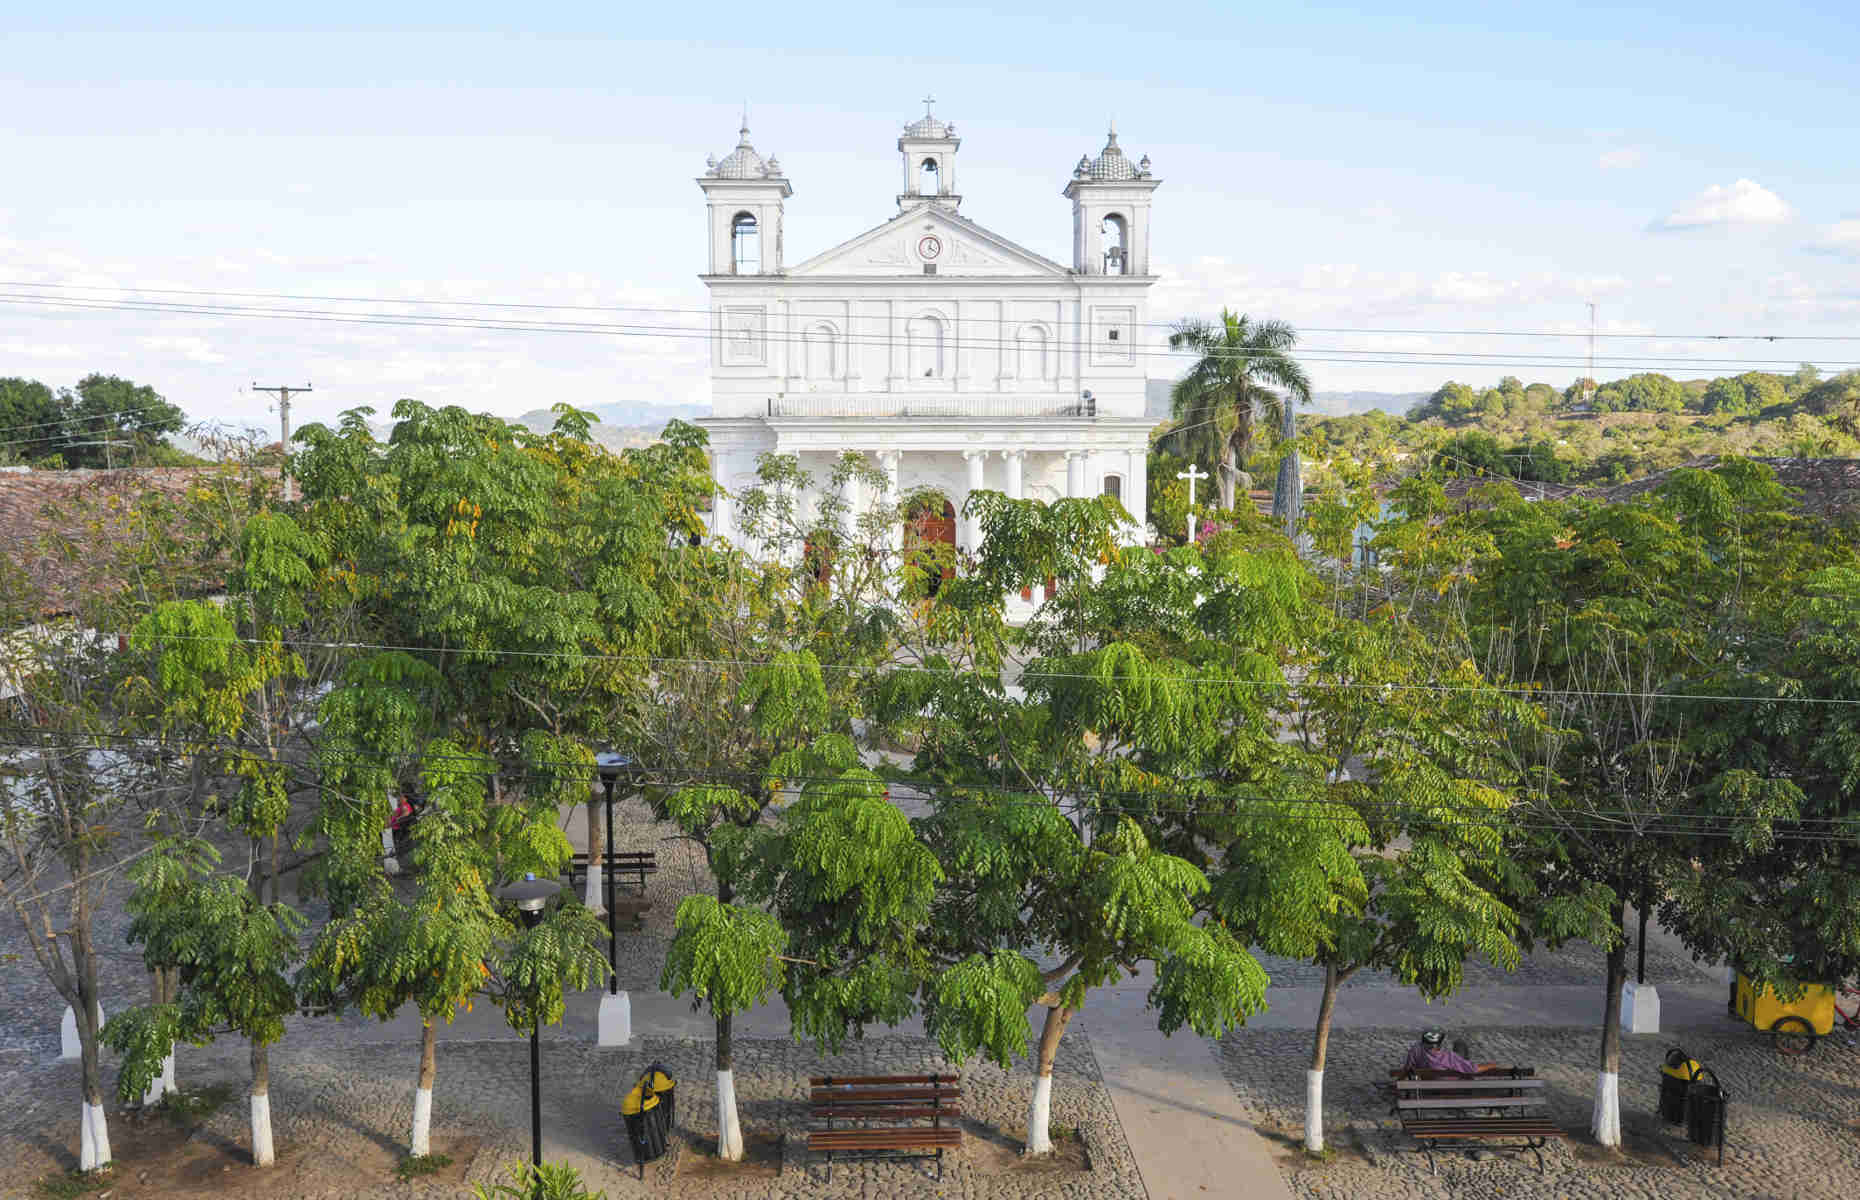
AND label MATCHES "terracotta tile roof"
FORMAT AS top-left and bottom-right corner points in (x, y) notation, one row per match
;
(1601, 456), (1860, 517)
(0, 467), (241, 621)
